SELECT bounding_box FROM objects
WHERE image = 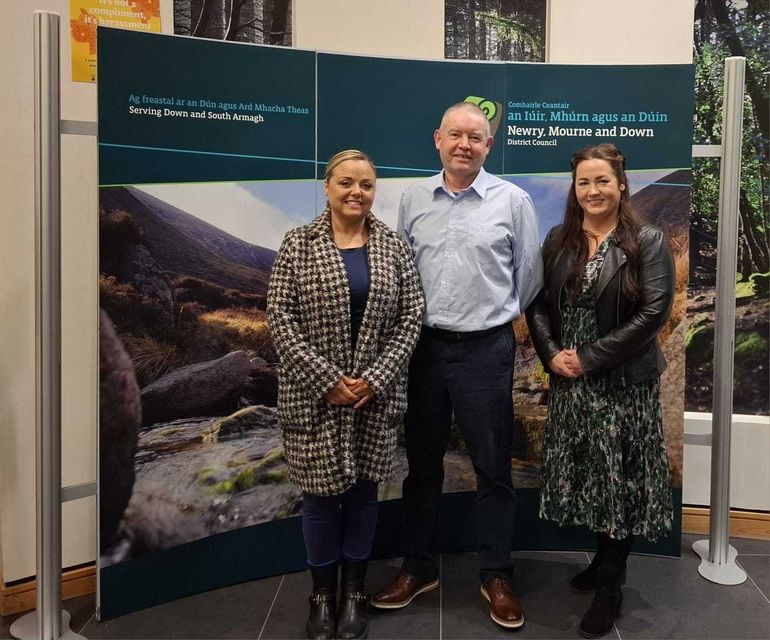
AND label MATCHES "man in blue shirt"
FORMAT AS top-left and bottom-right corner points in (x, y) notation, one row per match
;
(372, 102), (542, 630)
